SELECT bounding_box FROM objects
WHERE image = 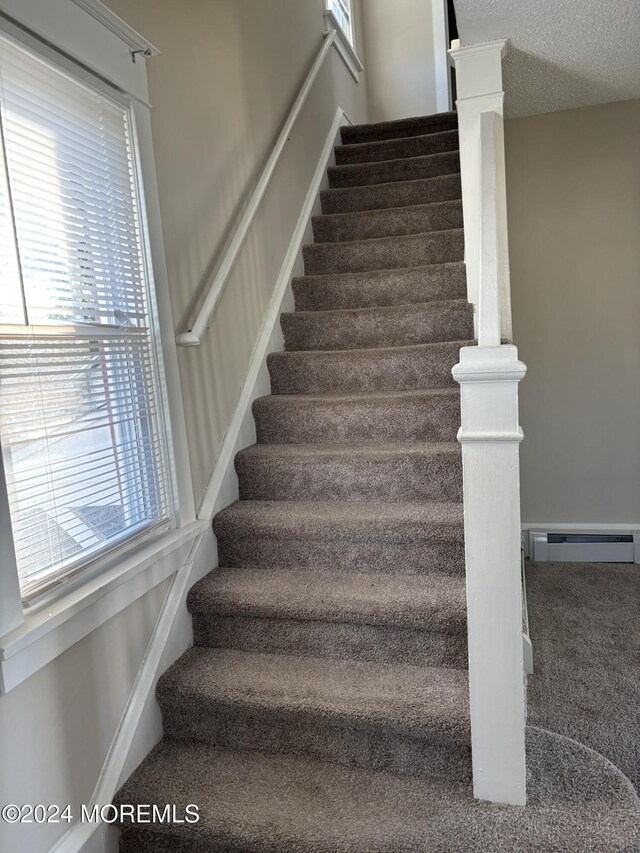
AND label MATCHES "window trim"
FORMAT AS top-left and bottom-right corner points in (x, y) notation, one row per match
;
(0, 1), (196, 688)
(0, 519), (208, 692)
(0, 42), (177, 598)
(322, 4), (363, 84)
(323, 0), (353, 45)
